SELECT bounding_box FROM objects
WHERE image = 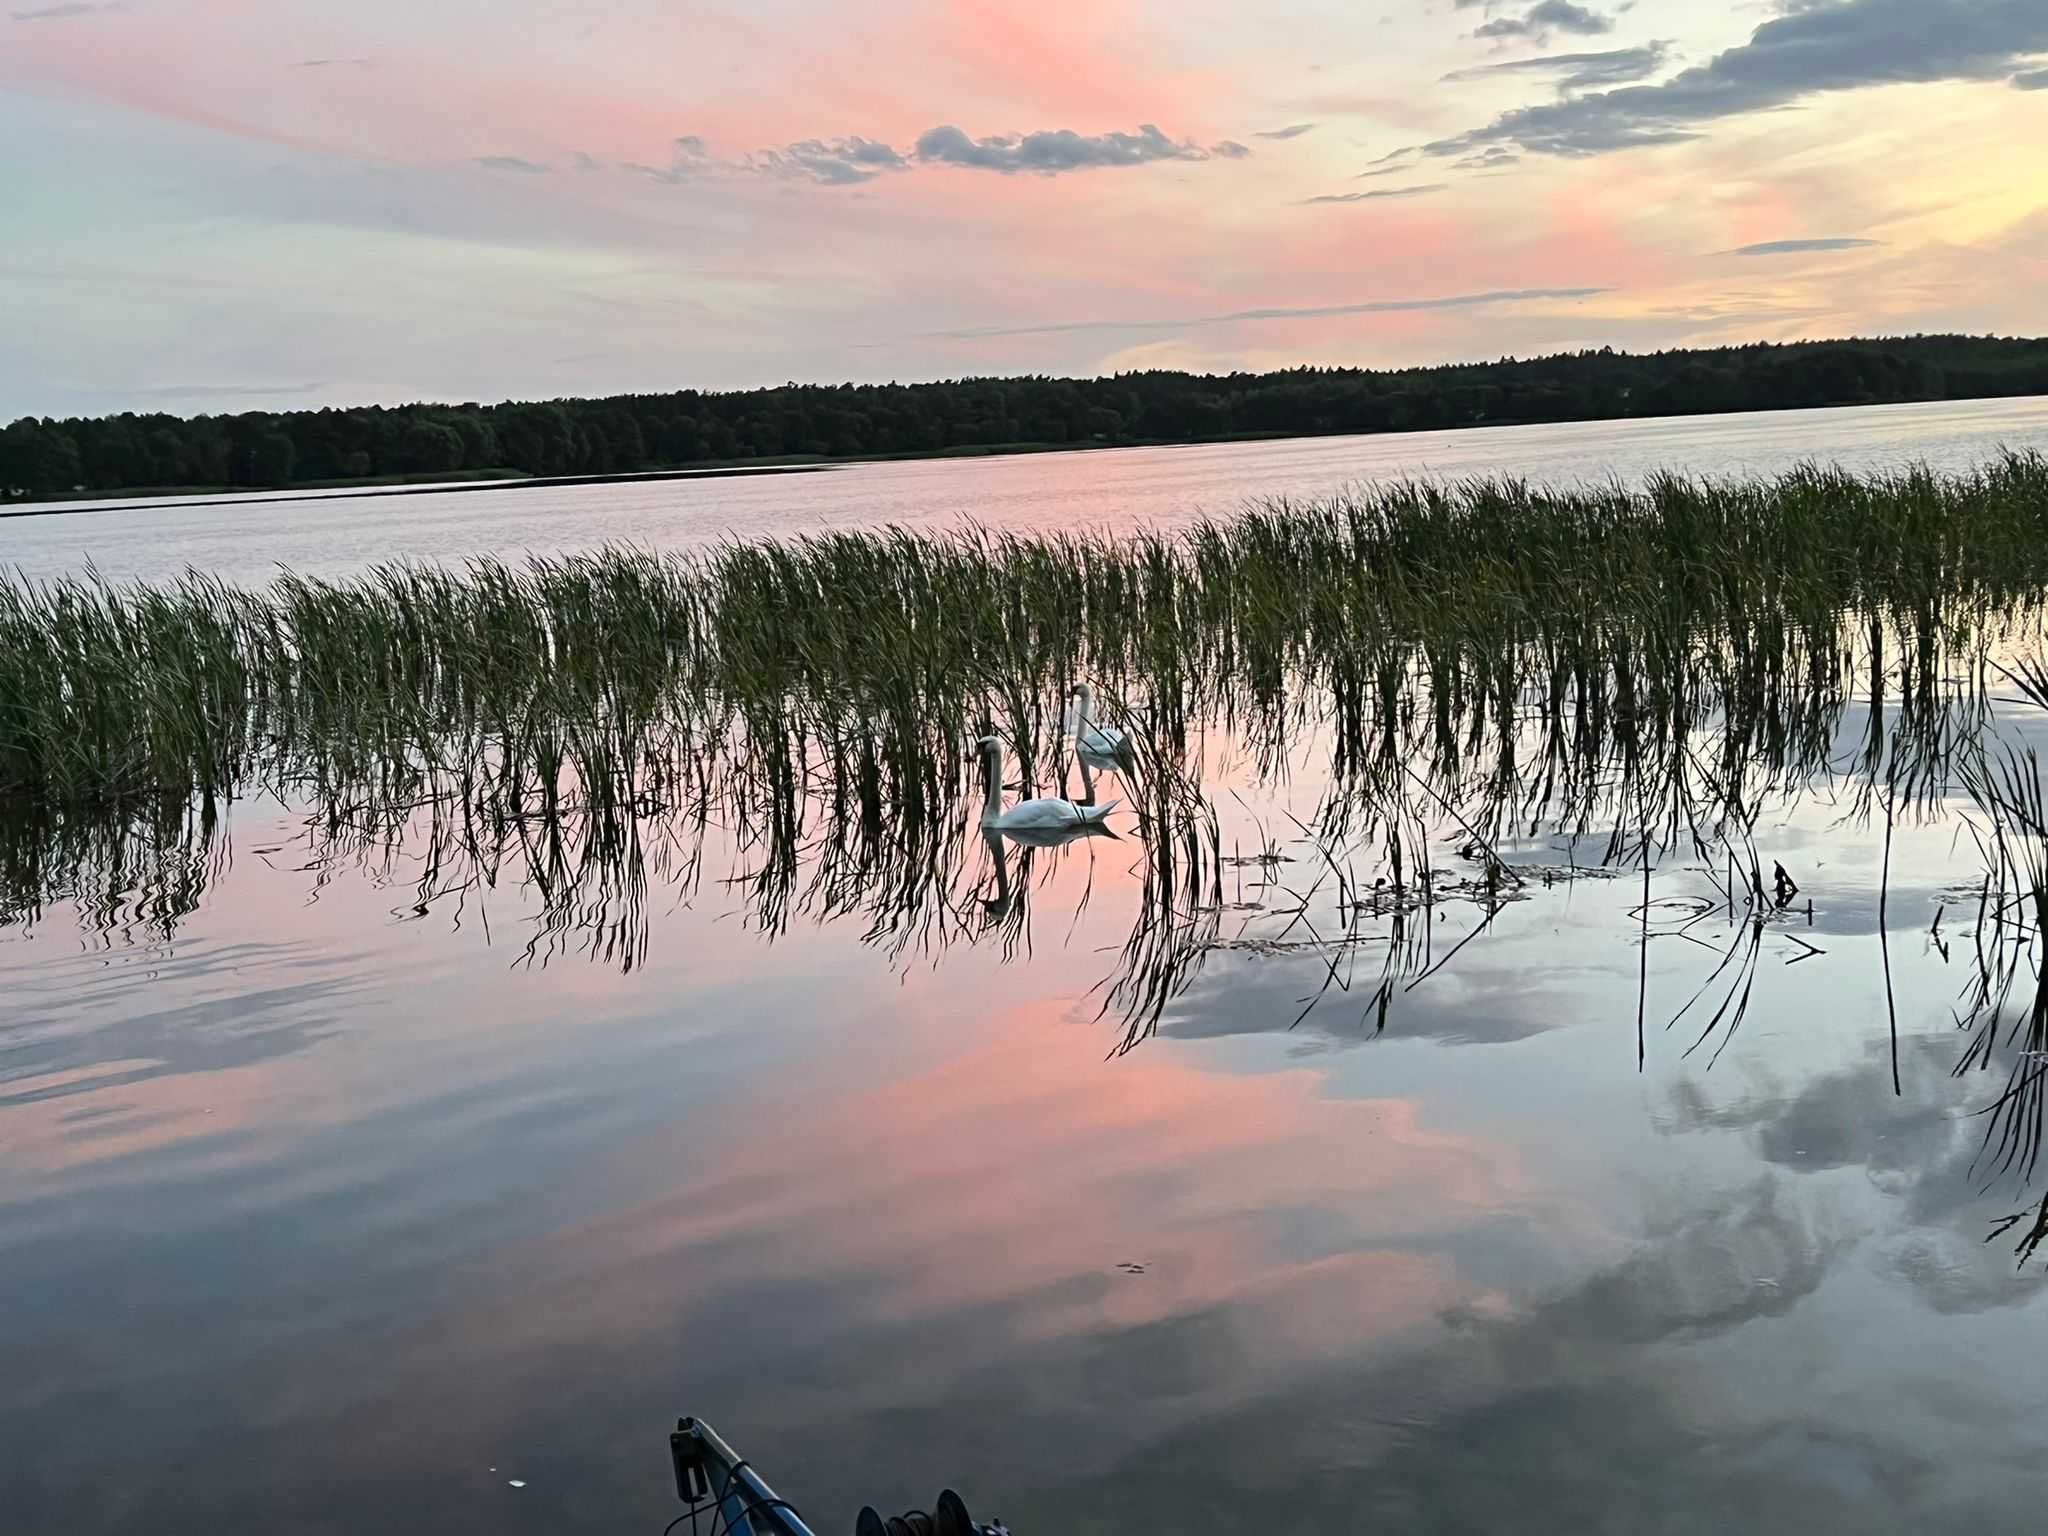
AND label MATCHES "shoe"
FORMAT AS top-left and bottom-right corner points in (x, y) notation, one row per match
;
(934, 1490), (974, 1536)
